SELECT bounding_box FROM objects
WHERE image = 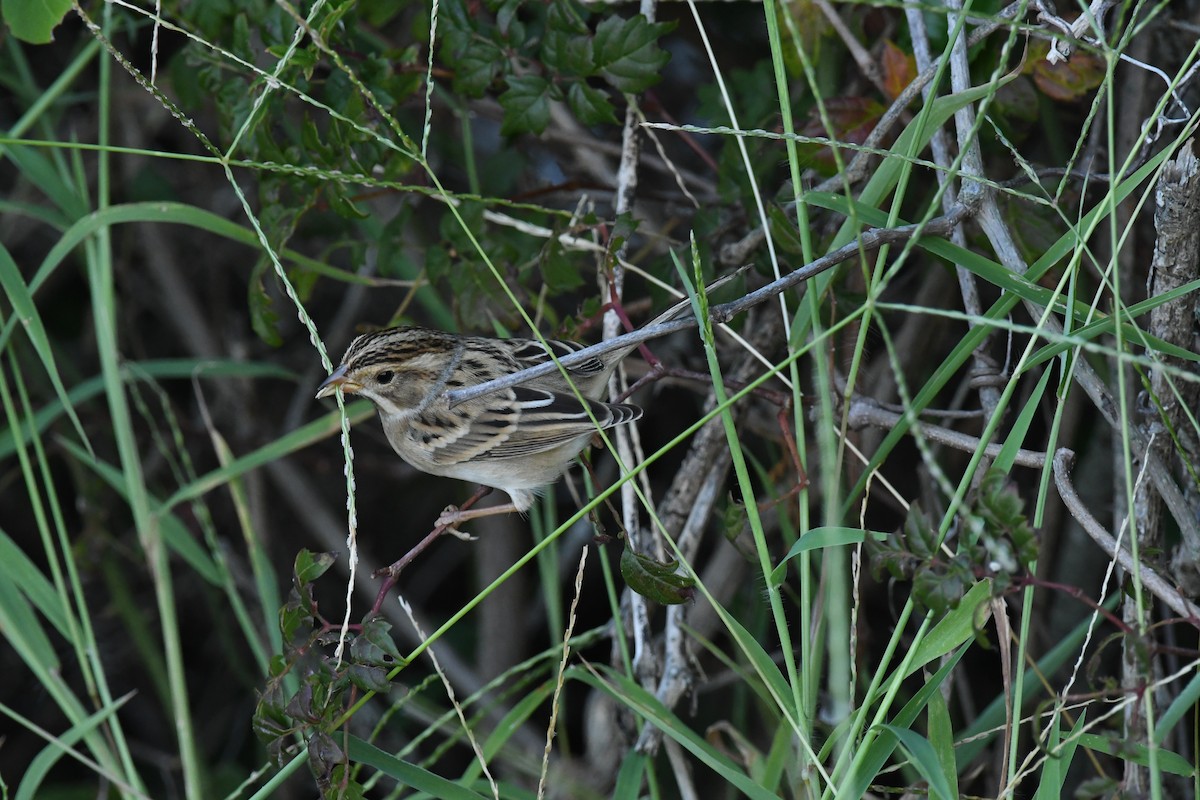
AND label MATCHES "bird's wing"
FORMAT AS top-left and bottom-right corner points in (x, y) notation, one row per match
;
(506, 338), (607, 382)
(413, 387), (641, 465)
